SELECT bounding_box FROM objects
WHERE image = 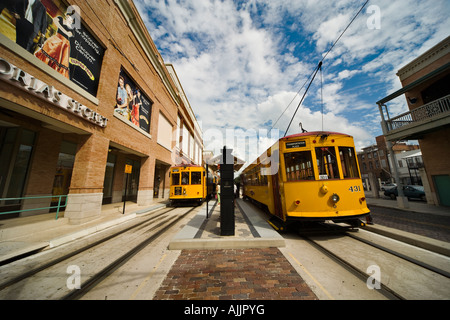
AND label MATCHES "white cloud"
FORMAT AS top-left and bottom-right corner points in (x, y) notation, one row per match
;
(337, 69), (358, 80)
